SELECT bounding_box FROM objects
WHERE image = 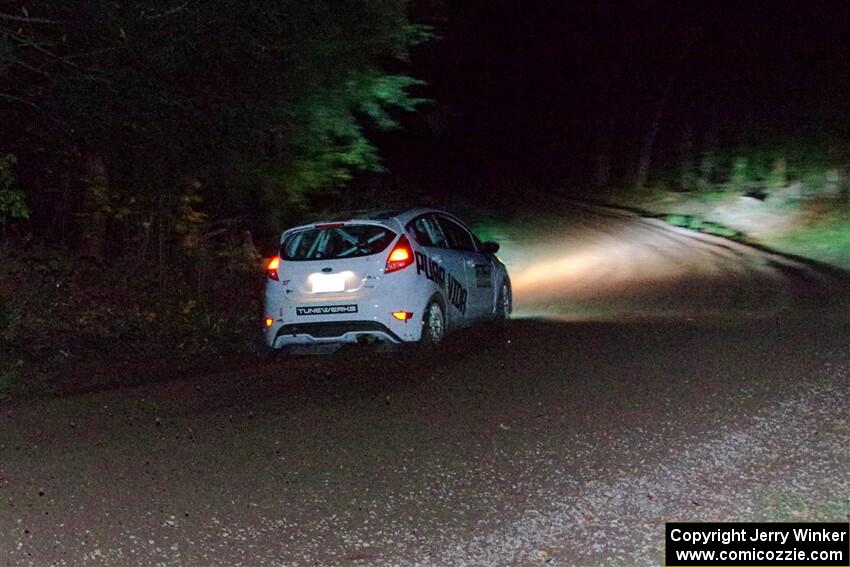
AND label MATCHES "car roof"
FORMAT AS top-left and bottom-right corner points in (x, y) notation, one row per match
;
(325, 208), (401, 221)
(299, 207), (459, 228)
